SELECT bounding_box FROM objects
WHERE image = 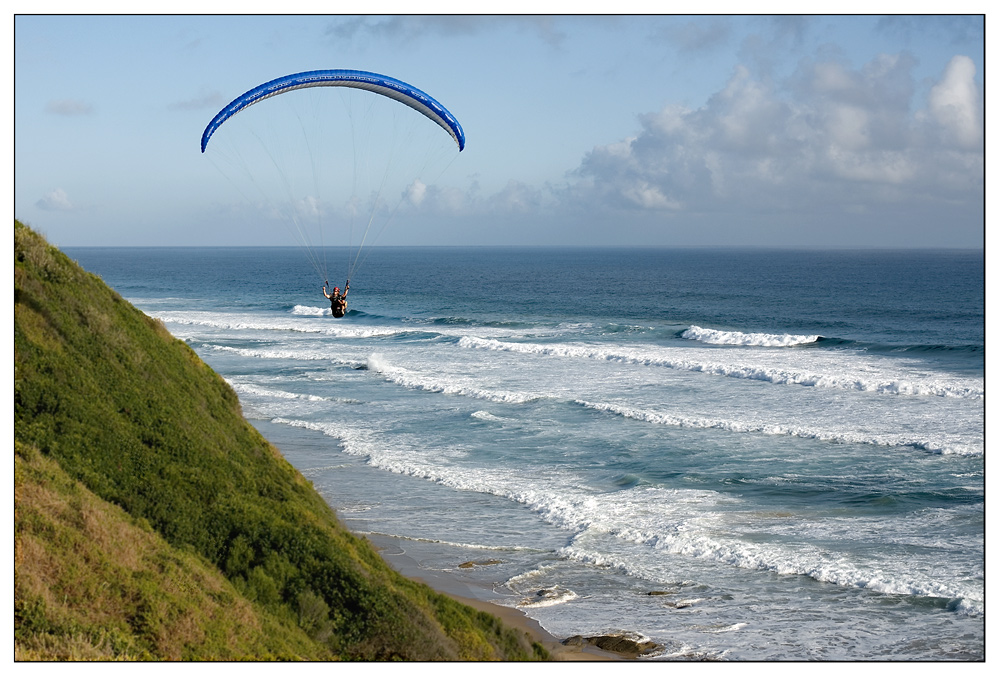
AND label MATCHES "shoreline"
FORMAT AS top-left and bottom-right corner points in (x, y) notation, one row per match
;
(366, 532), (622, 661)
(247, 418), (636, 661)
